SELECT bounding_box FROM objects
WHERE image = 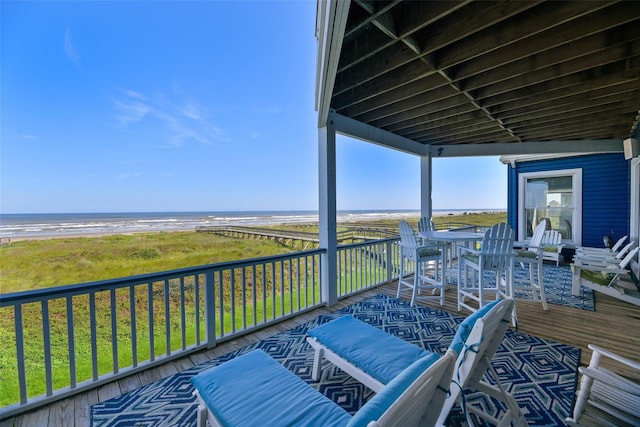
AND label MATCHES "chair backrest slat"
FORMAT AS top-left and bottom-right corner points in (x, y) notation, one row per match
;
(399, 221), (419, 259)
(480, 223), (515, 270)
